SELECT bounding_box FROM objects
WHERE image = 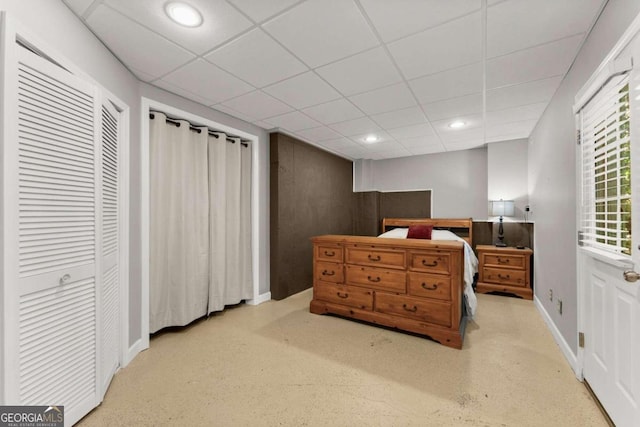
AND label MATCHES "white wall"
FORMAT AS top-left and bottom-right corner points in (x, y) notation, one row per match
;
(487, 139), (529, 222)
(354, 148), (488, 219)
(528, 0), (640, 353)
